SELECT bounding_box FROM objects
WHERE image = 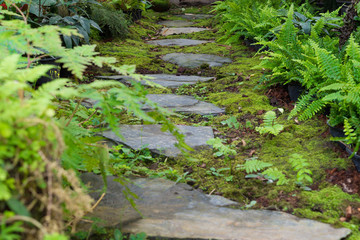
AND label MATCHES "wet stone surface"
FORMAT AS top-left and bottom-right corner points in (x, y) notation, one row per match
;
(146, 38), (211, 46)
(160, 27), (208, 36)
(95, 74), (214, 88)
(80, 173), (351, 240)
(158, 20), (195, 27)
(102, 124), (214, 157)
(162, 53), (232, 68)
(144, 94), (225, 115)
